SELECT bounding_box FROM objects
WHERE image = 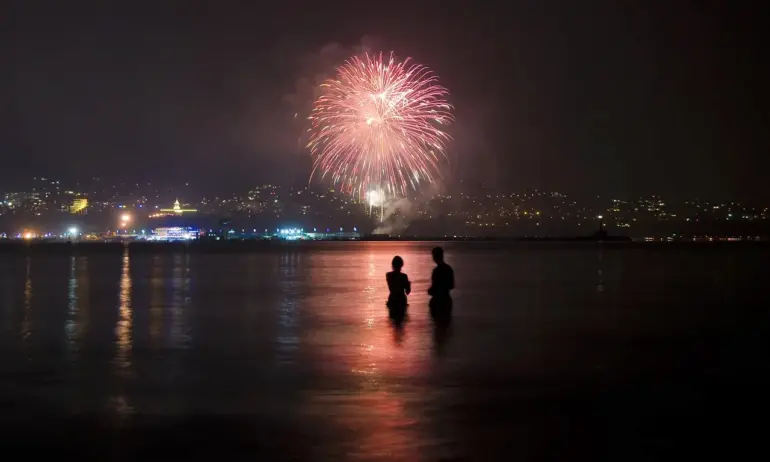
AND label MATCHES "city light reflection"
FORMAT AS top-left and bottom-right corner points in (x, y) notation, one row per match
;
(66, 256), (89, 358)
(276, 252), (300, 363)
(149, 255), (164, 345)
(169, 253), (191, 348)
(21, 257), (32, 344)
(115, 249), (133, 375)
